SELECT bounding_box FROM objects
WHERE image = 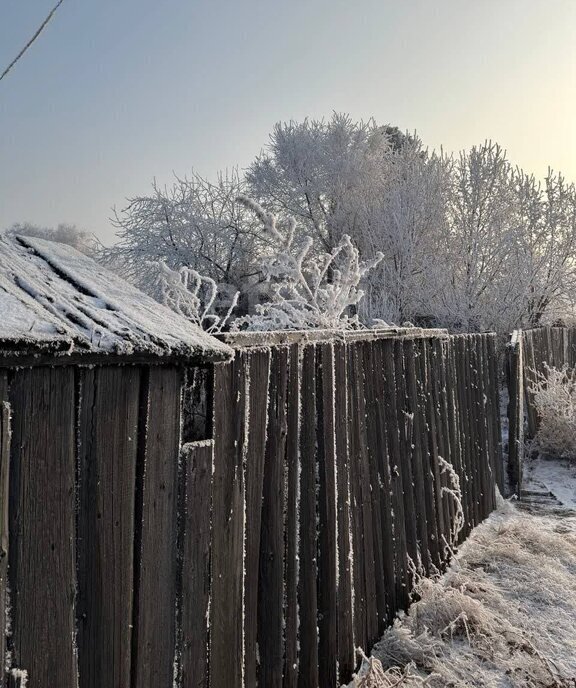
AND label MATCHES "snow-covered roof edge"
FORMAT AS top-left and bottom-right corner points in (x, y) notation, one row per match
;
(0, 235), (233, 363)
